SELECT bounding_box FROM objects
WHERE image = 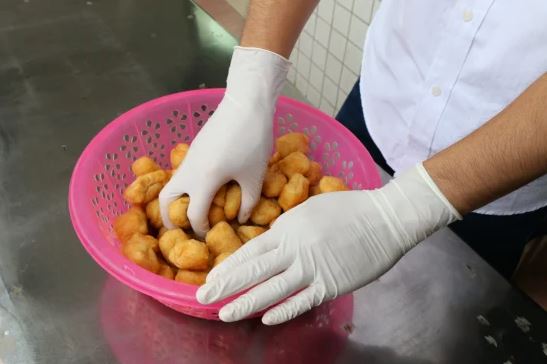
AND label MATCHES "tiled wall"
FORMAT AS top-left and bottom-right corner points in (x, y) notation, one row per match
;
(288, 0), (381, 116)
(226, 0), (249, 17)
(218, 0), (381, 116)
